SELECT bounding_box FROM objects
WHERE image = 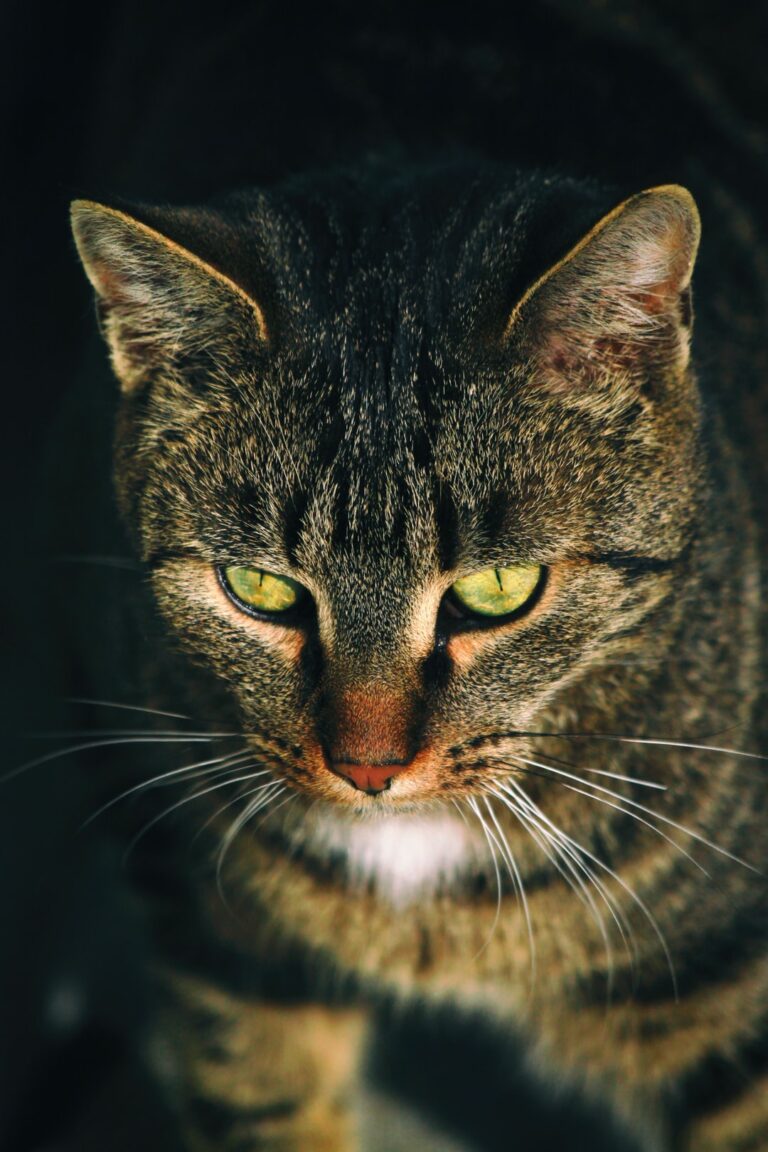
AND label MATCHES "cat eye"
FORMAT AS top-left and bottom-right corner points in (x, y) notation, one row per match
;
(448, 564), (543, 620)
(220, 565), (307, 616)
